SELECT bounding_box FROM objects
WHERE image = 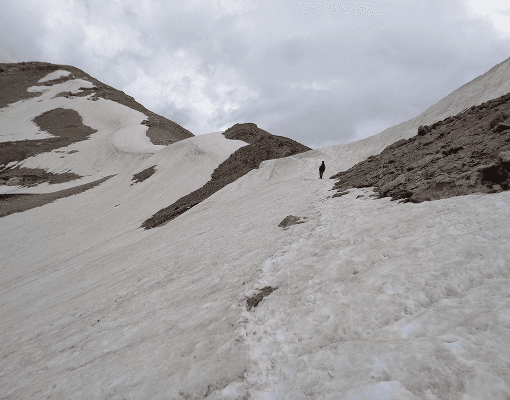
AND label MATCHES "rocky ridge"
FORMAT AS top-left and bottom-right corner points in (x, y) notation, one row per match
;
(141, 123), (311, 229)
(331, 92), (510, 202)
